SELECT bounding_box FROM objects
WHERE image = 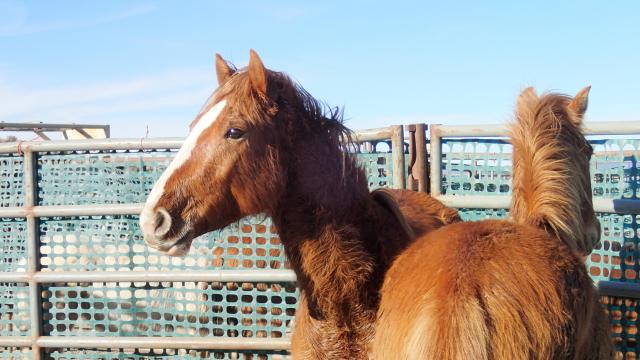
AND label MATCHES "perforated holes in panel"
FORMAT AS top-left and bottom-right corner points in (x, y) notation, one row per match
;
(45, 348), (290, 360)
(0, 282), (30, 336)
(40, 281), (297, 339)
(37, 150), (175, 206)
(0, 155), (24, 207)
(39, 215), (289, 272)
(0, 219), (27, 272)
